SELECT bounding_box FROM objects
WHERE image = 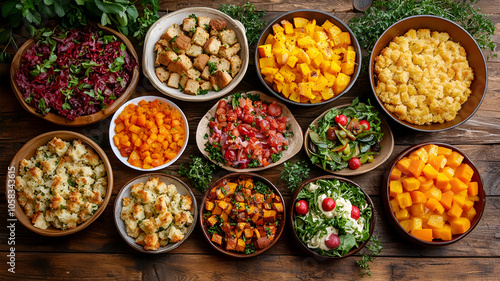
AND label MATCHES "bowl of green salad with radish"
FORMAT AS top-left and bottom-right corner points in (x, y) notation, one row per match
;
(304, 98), (394, 176)
(289, 175), (375, 258)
